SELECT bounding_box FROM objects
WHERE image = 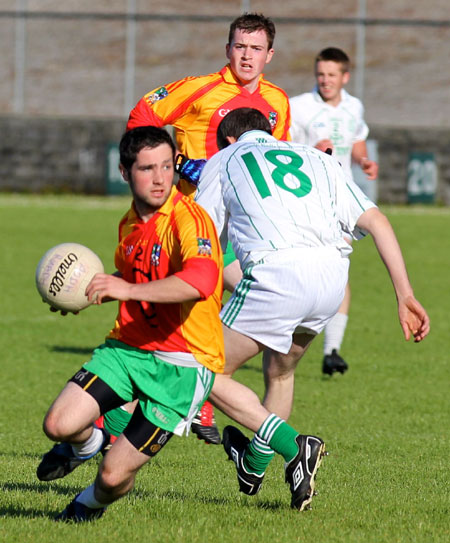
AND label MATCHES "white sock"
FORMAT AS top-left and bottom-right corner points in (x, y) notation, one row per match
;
(323, 312), (348, 355)
(71, 426), (105, 459)
(76, 484), (108, 509)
